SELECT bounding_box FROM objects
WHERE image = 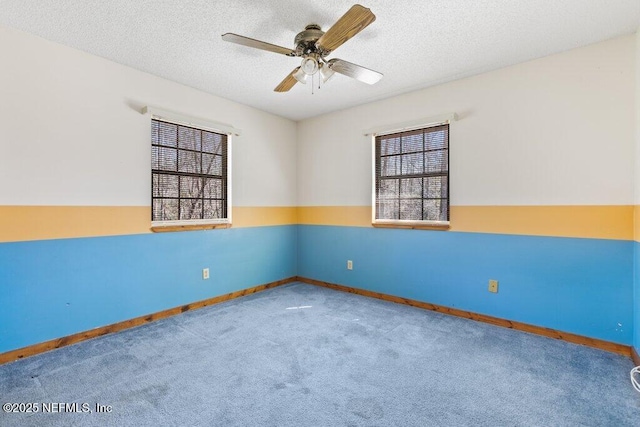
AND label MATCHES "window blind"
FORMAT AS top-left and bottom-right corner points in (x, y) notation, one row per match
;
(151, 119), (228, 222)
(375, 124), (449, 222)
